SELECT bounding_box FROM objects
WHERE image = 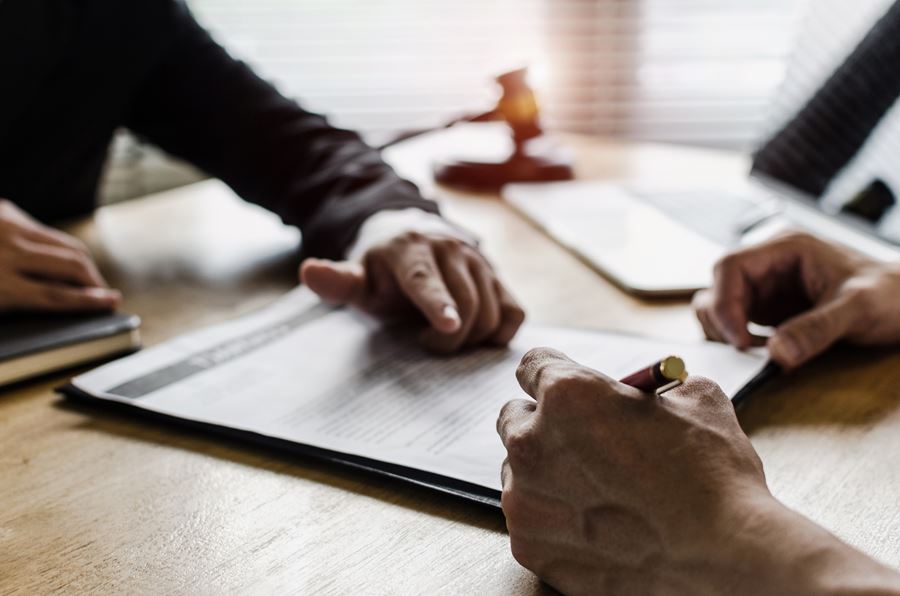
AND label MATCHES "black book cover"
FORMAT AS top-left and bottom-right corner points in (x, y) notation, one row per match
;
(0, 311), (140, 362)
